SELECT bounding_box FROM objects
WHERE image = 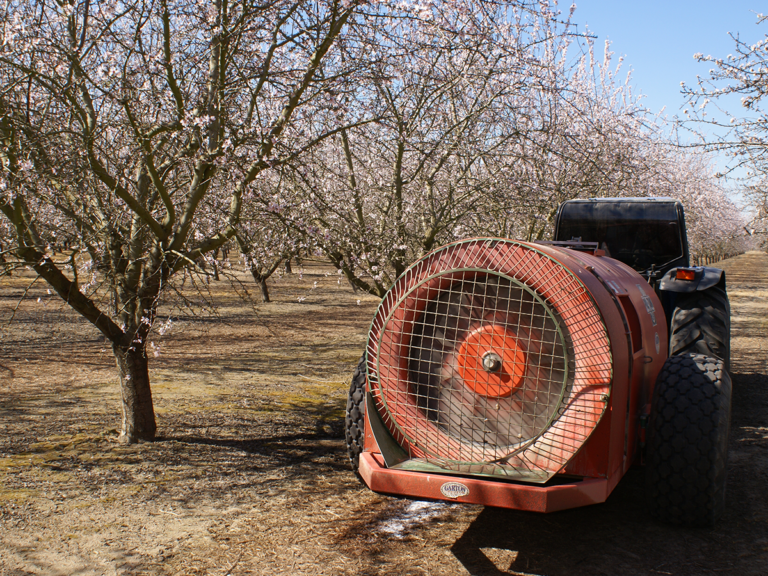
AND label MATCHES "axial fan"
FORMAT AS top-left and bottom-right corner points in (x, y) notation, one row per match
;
(365, 238), (616, 483)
